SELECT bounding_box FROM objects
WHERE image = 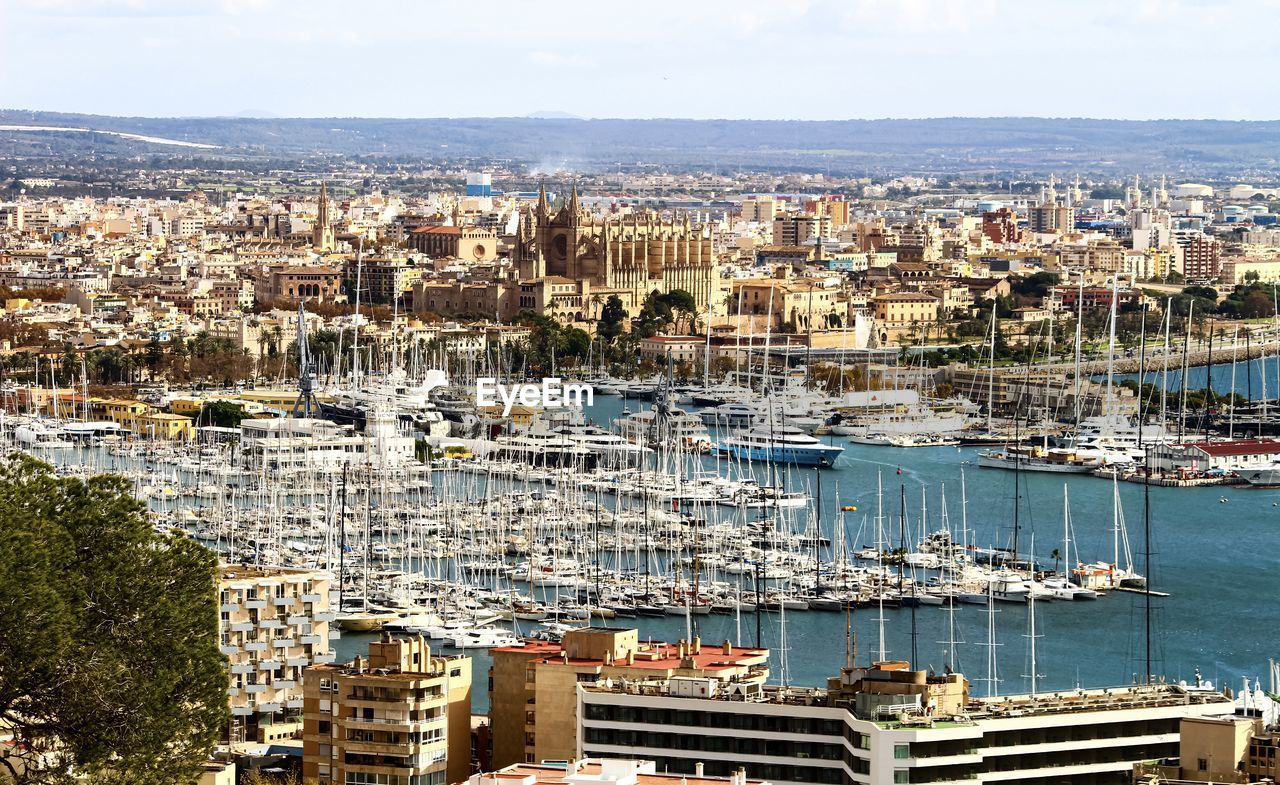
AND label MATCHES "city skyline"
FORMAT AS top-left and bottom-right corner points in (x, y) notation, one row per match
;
(3, 0), (1278, 122)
